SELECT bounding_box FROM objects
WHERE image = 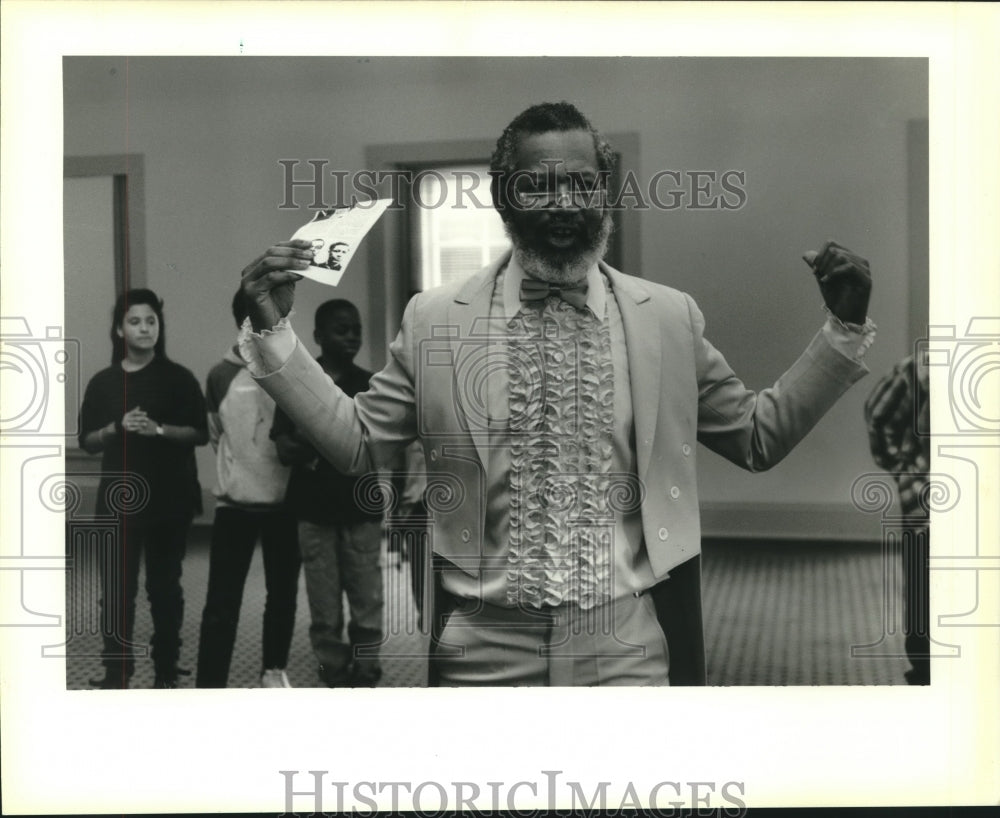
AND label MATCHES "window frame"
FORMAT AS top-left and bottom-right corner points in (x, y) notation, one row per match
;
(64, 154), (147, 294)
